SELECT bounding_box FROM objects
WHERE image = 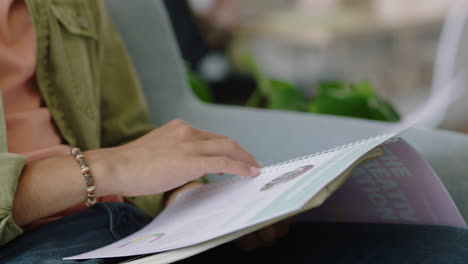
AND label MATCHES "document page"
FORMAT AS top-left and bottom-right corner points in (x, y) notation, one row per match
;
(296, 138), (466, 228)
(66, 134), (395, 260)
